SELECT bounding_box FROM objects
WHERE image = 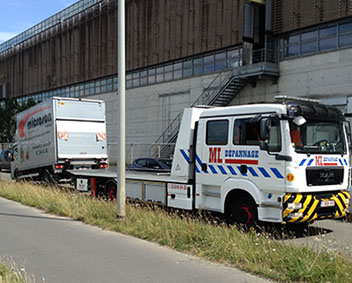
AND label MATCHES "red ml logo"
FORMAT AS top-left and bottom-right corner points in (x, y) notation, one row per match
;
(209, 147), (223, 163)
(315, 156), (322, 166)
